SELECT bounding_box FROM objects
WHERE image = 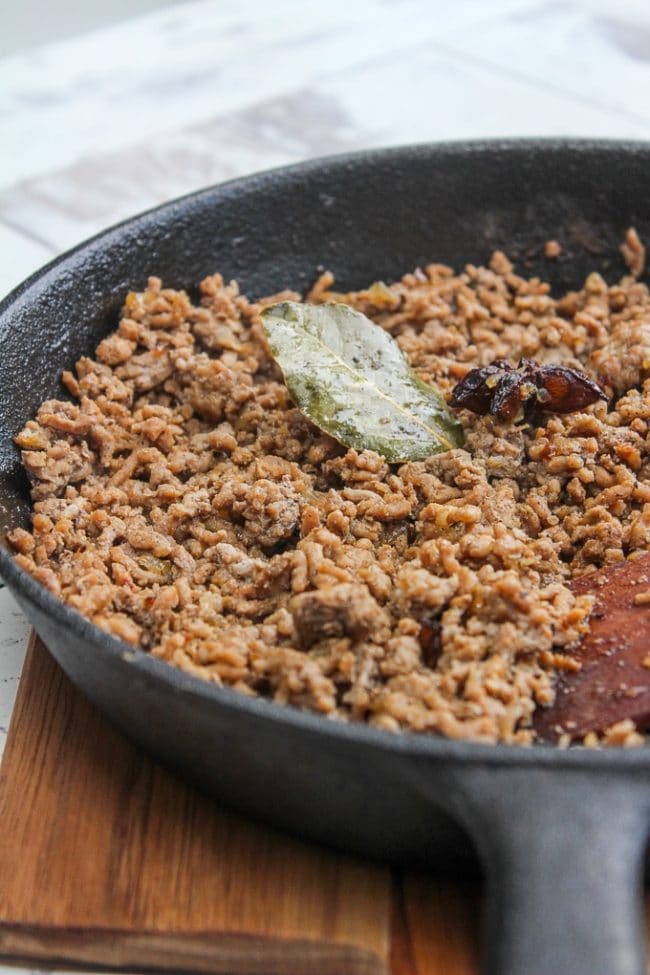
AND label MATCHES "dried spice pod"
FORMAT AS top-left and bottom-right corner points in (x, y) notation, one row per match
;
(450, 358), (605, 425)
